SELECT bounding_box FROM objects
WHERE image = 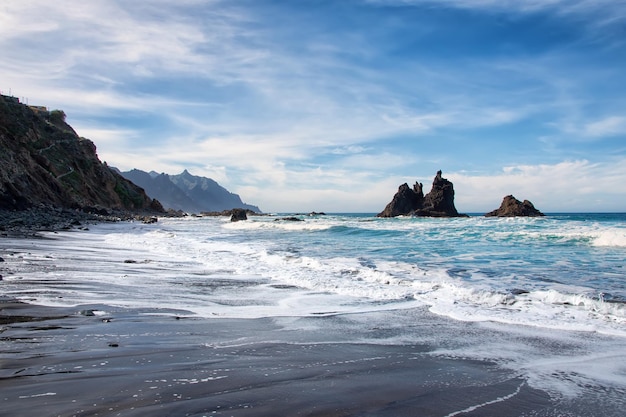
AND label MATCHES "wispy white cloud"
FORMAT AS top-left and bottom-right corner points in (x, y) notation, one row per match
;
(0, 0), (590, 145)
(236, 169), (407, 213)
(582, 116), (626, 138)
(330, 146), (370, 155)
(366, 0), (626, 21)
(546, 114), (626, 143)
(75, 127), (141, 148)
(0, 1), (257, 101)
